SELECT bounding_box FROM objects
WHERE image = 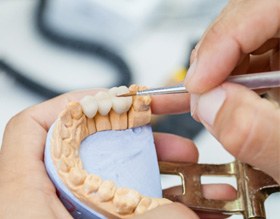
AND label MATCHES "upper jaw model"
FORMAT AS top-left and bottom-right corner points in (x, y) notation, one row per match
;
(45, 85), (171, 219)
